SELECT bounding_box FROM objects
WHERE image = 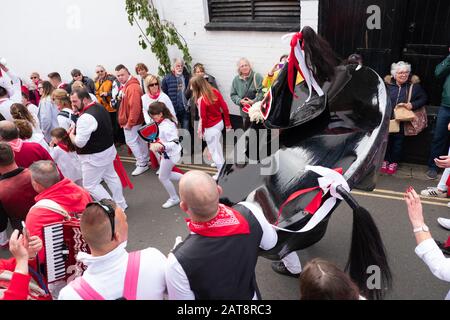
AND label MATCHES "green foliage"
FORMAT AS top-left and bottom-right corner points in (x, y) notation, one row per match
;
(125, 0), (192, 77)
